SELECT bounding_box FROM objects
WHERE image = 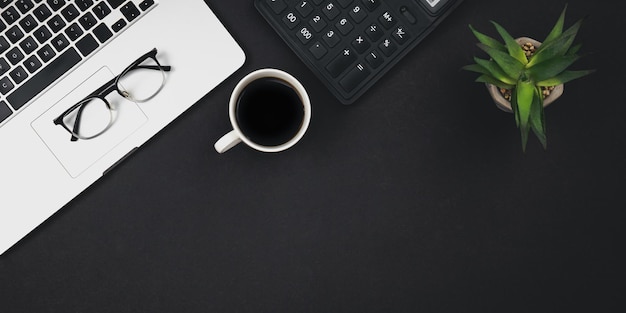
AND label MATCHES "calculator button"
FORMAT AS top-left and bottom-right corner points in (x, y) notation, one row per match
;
(339, 63), (370, 92)
(348, 5), (366, 23)
(309, 14), (327, 32)
(379, 38), (397, 56)
(365, 50), (383, 68)
(336, 17), (353, 35)
(322, 2), (340, 20)
(296, 1), (314, 17)
(392, 26), (409, 44)
(296, 26), (314, 44)
(337, 0), (353, 8)
(418, 0), (450, 15)
(351, 35), (370, 53)
(267, 0), (286, 14)
(322, 29), (340, 47)
(282, 11), (299, 29)
(362, 0), (379, 11)
(309, 41), (327, 59)
(326, 48), (356, 77)
(365, 23), (382, 41)
(379, 11), (396, 29)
